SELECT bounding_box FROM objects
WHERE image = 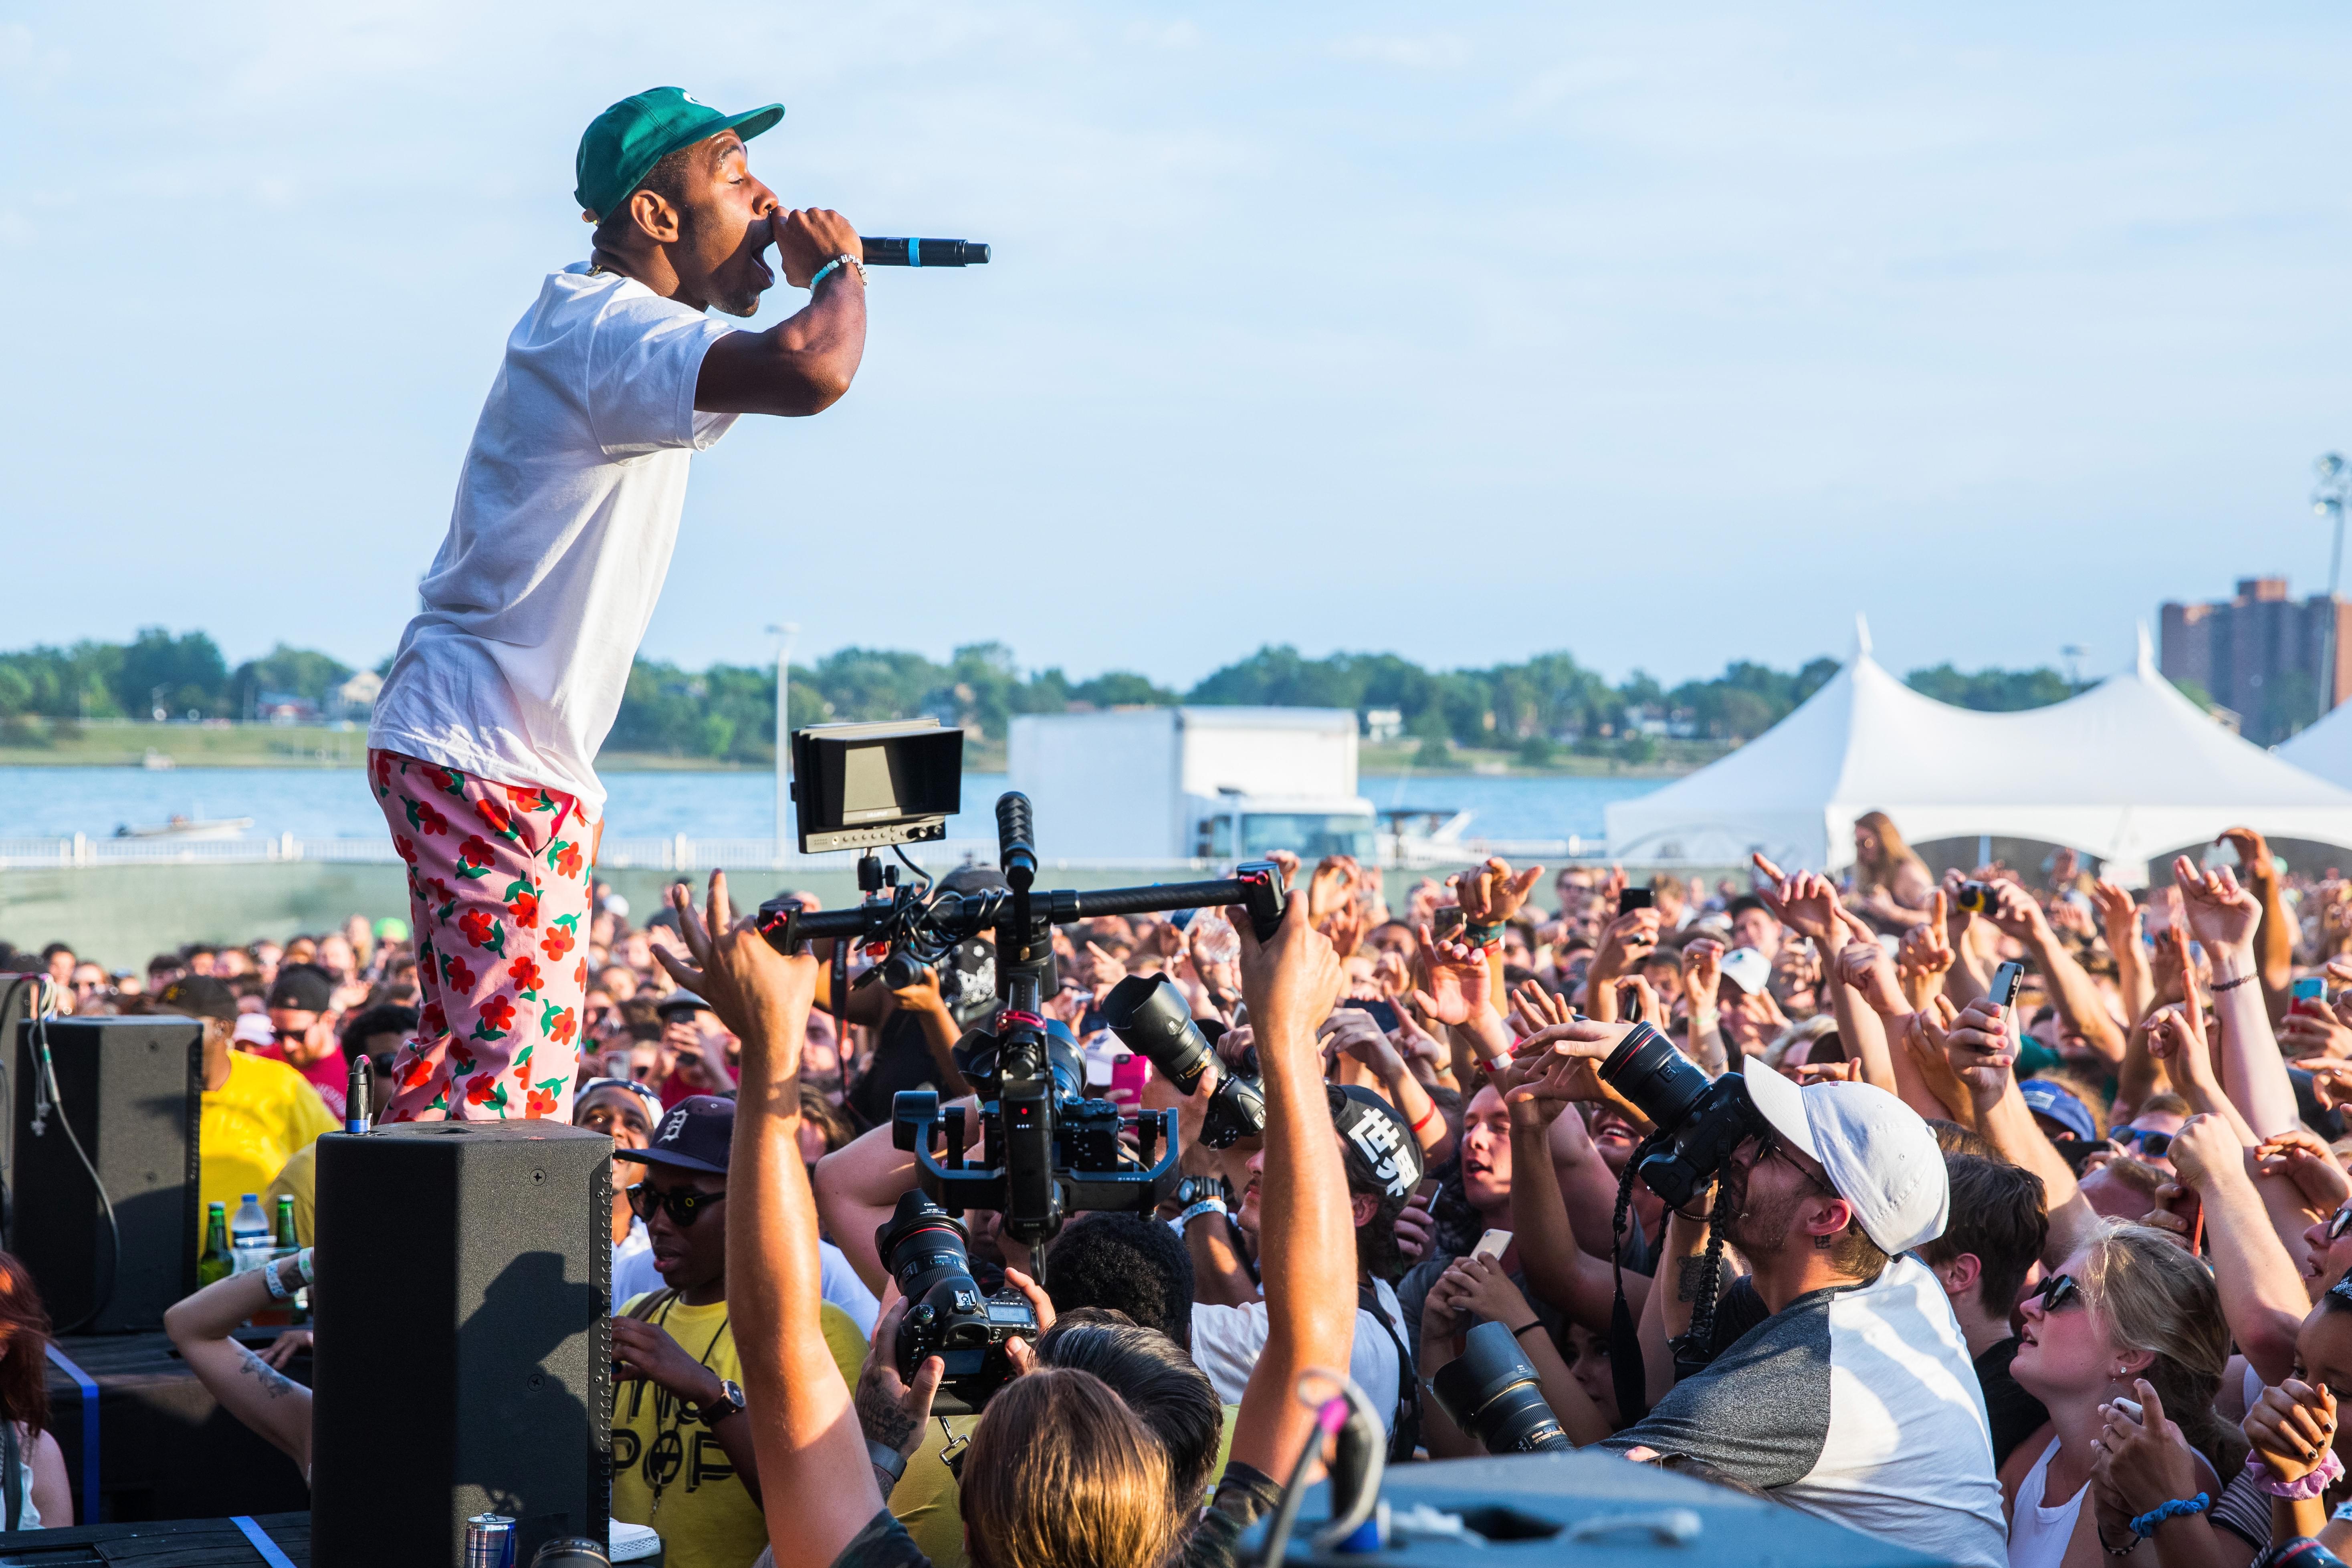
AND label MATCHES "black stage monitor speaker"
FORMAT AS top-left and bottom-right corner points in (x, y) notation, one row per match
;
(311, 1122), (612, 1568)
(11, 1013), (202, 1334)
